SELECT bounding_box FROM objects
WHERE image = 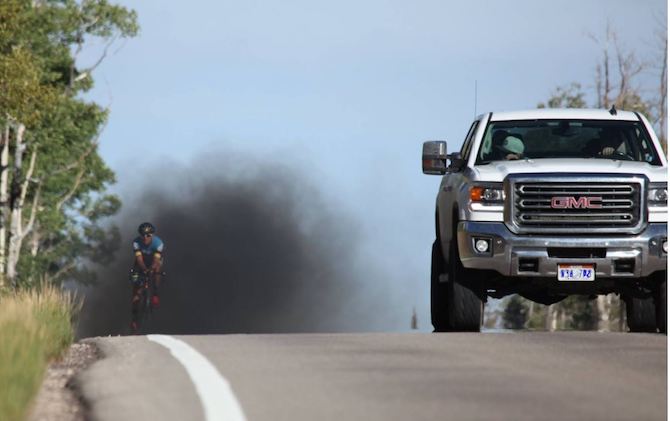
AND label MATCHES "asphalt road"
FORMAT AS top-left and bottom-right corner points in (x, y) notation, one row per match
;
(75, 332), (667, 421)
